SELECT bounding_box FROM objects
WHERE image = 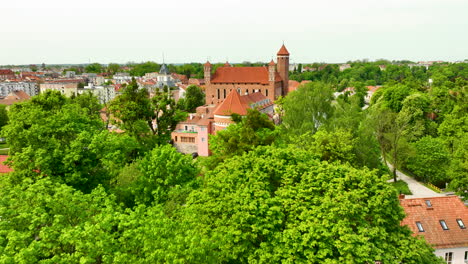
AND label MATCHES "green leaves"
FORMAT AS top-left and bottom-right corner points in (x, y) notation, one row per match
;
(185, 146), (440, 263)
(282, 81), (334, 136)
